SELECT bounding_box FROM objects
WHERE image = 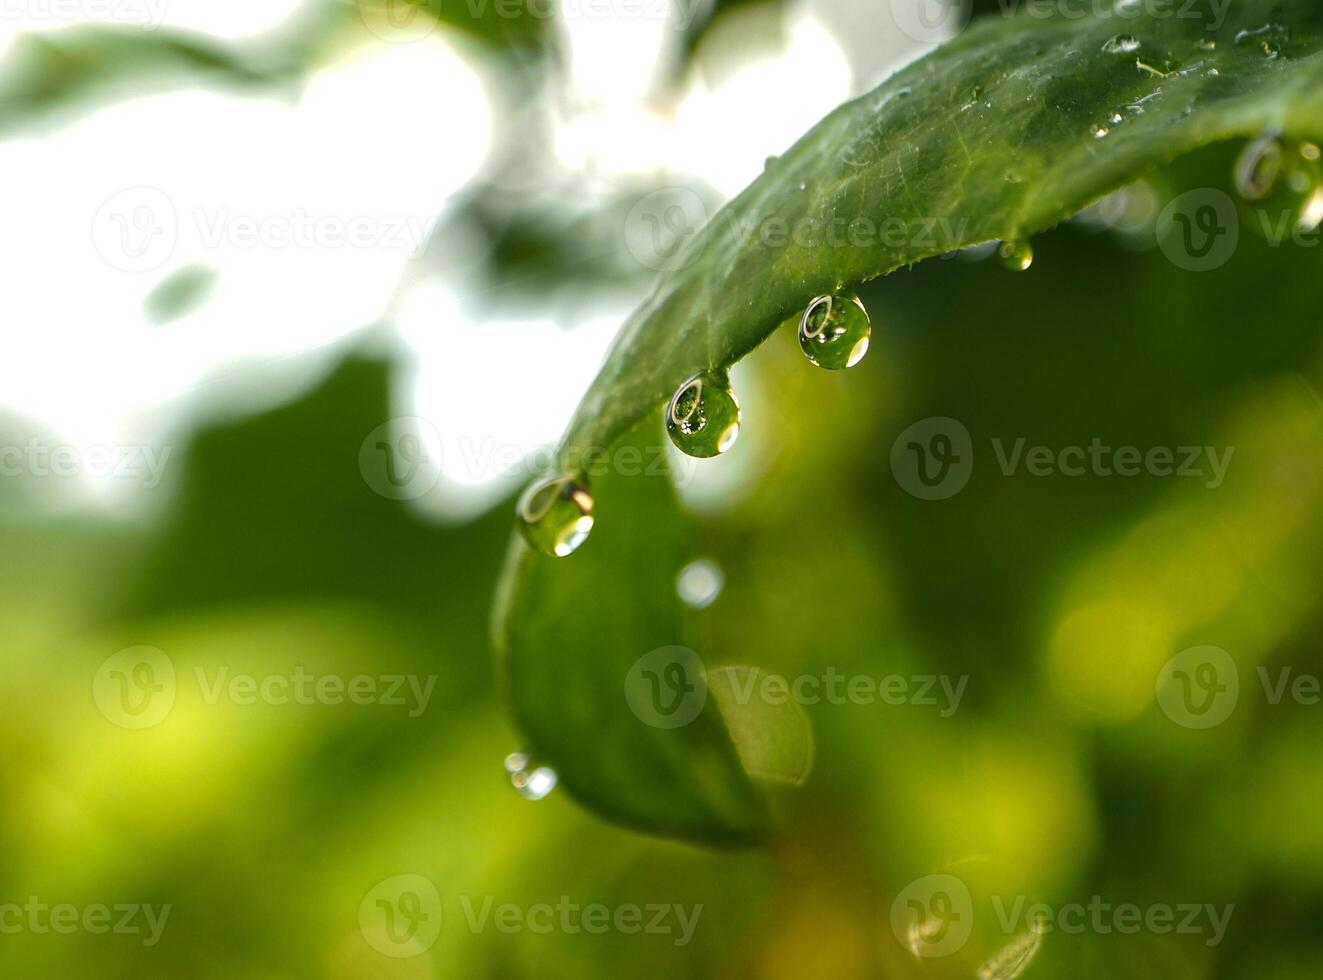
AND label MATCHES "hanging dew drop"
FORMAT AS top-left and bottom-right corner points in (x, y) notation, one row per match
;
(1102, 34), (1140, 54)
(666, 371), (741, 458)
(516, 473), (594, 557)
(798, 292), (871, 370)
(998, 239), (1034, 271)
(1234, 131), (1283, 200)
